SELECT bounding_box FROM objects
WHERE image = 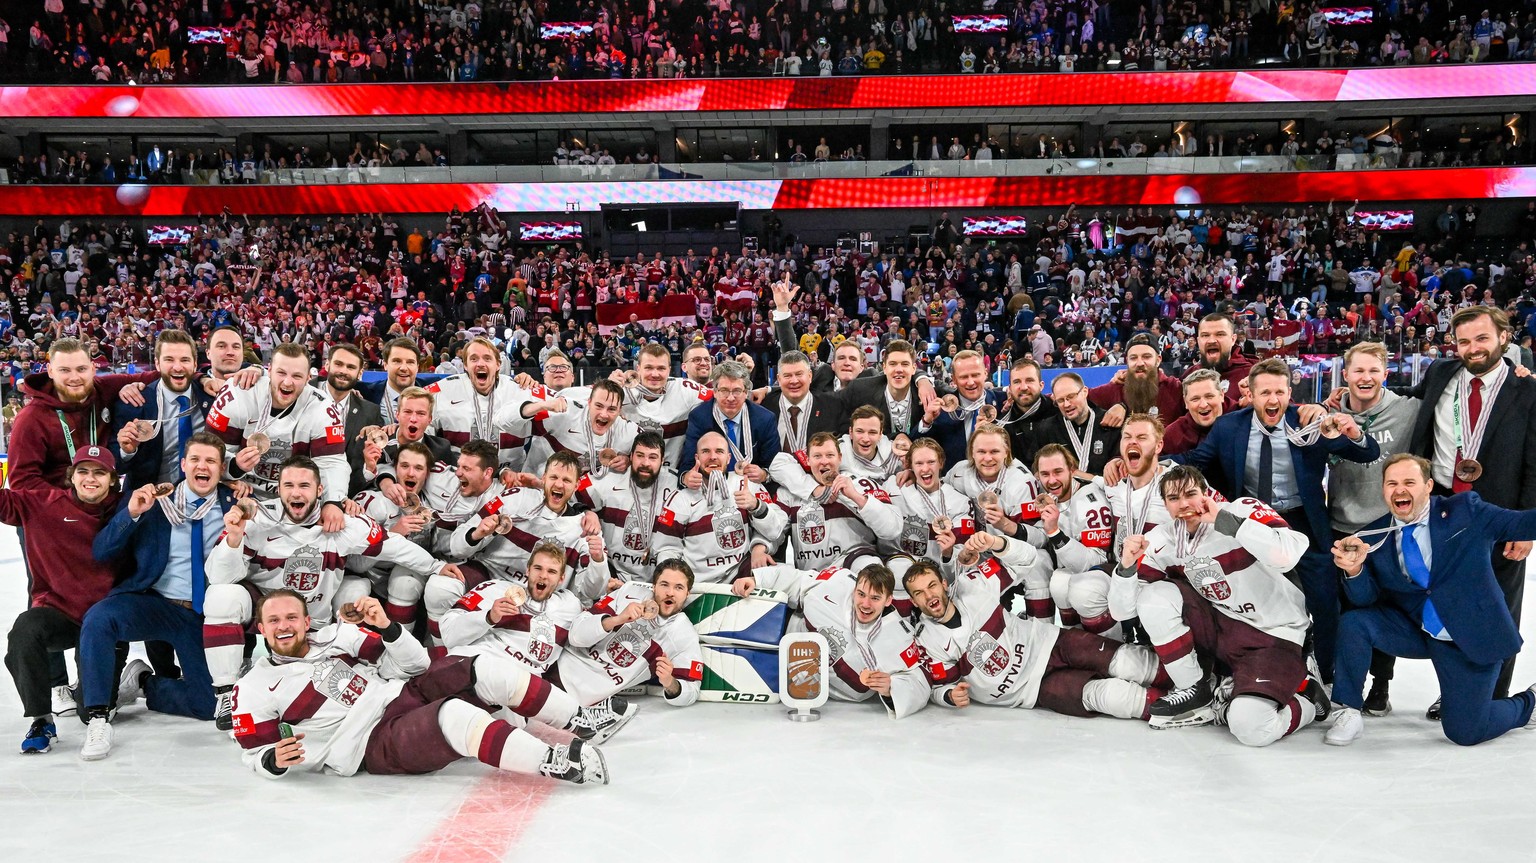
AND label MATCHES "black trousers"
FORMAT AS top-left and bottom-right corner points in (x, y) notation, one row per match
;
(6, 607), (80, 718)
